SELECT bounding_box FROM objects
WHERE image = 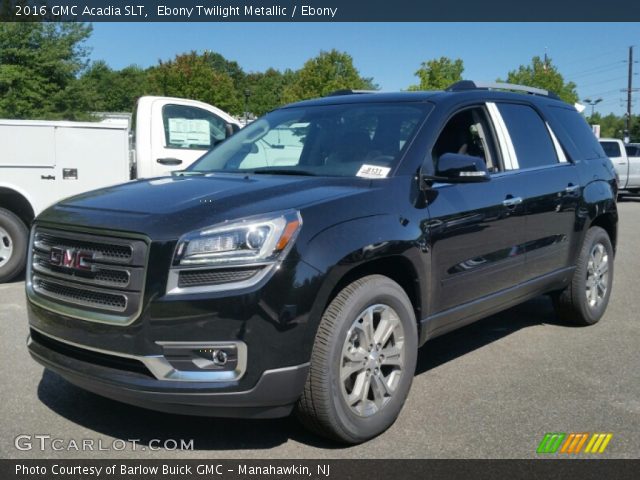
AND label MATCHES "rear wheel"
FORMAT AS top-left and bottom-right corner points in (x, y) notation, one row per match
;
(296, 275), (418, 444)
(553, 226), (614, 326)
